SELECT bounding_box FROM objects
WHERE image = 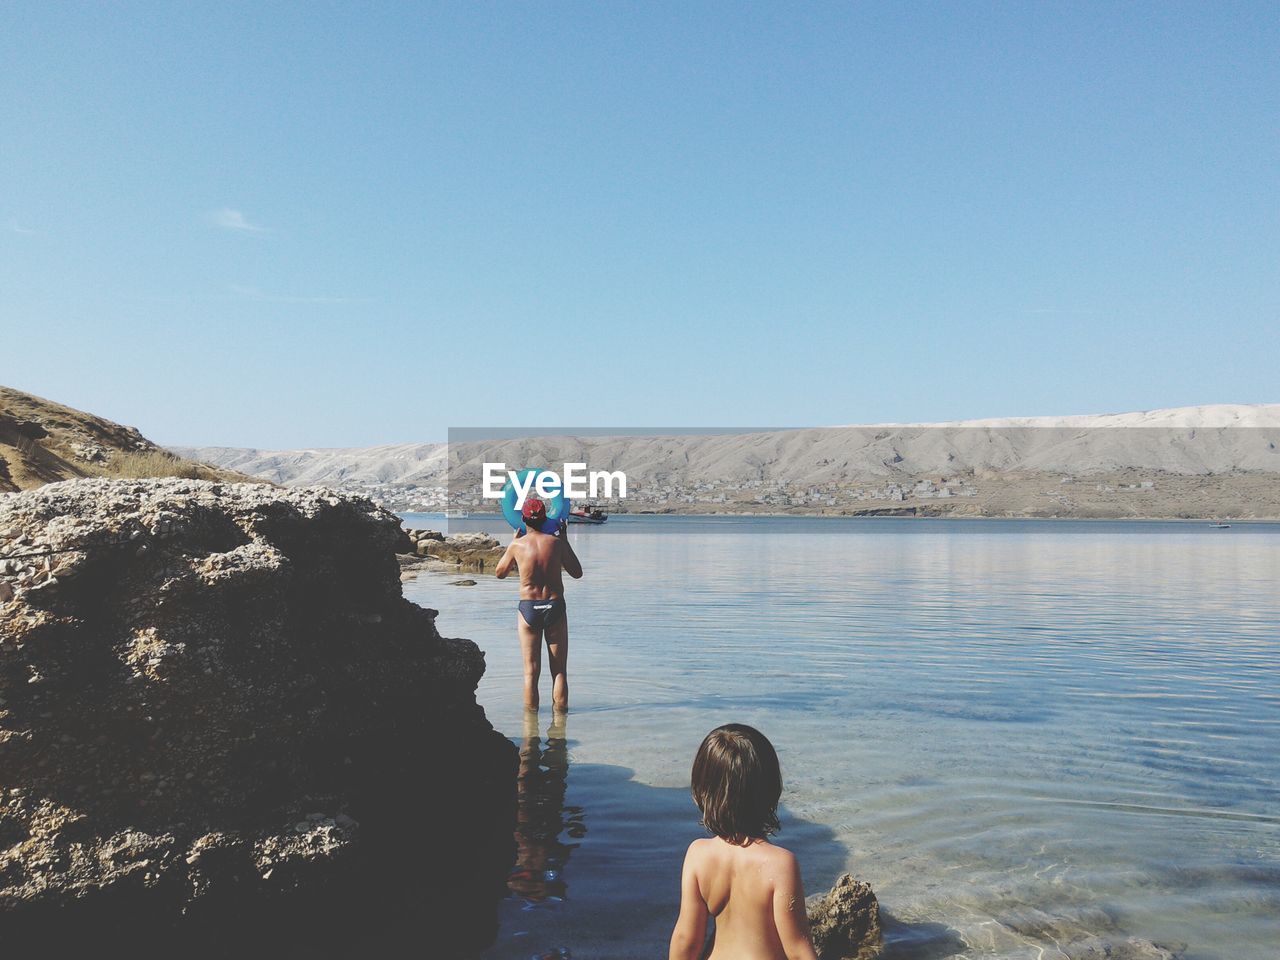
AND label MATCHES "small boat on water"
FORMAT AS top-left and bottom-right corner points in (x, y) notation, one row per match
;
(567, 504), (608, 525)
(1210, 522), (1231, 529)
(444, 509), (470, 520)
